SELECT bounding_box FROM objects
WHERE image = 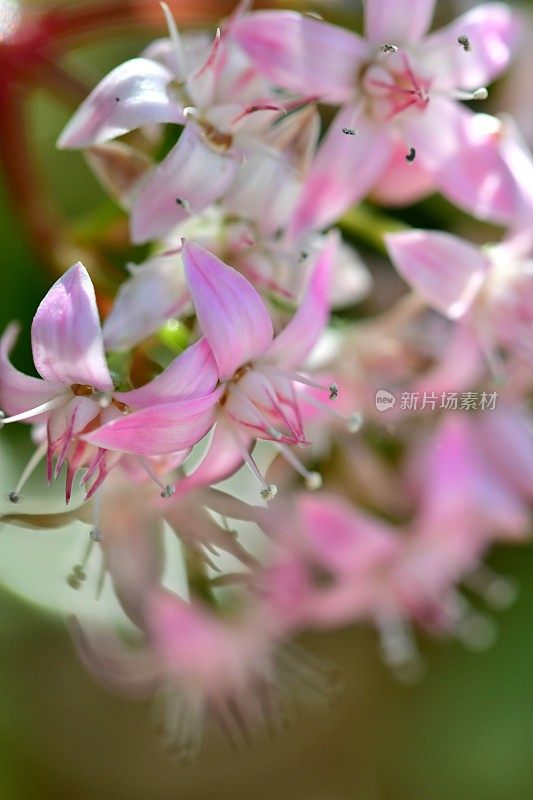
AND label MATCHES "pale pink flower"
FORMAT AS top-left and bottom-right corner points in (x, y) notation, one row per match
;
(57, 5), (289, 244)
(232, 2), (520, 235)
(0, 263), (219, 502)
(385, 227), (533, 371)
